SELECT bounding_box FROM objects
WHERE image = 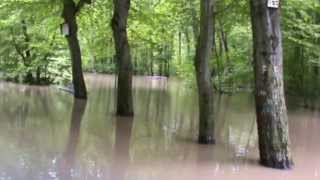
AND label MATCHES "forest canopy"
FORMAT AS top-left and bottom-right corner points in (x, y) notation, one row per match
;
(0, 0), (319, 105)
